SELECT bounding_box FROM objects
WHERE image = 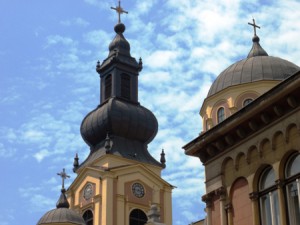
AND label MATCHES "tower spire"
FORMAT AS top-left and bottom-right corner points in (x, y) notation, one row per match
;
(111, 0), (128, 23)
(79, 2), (163, 169)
